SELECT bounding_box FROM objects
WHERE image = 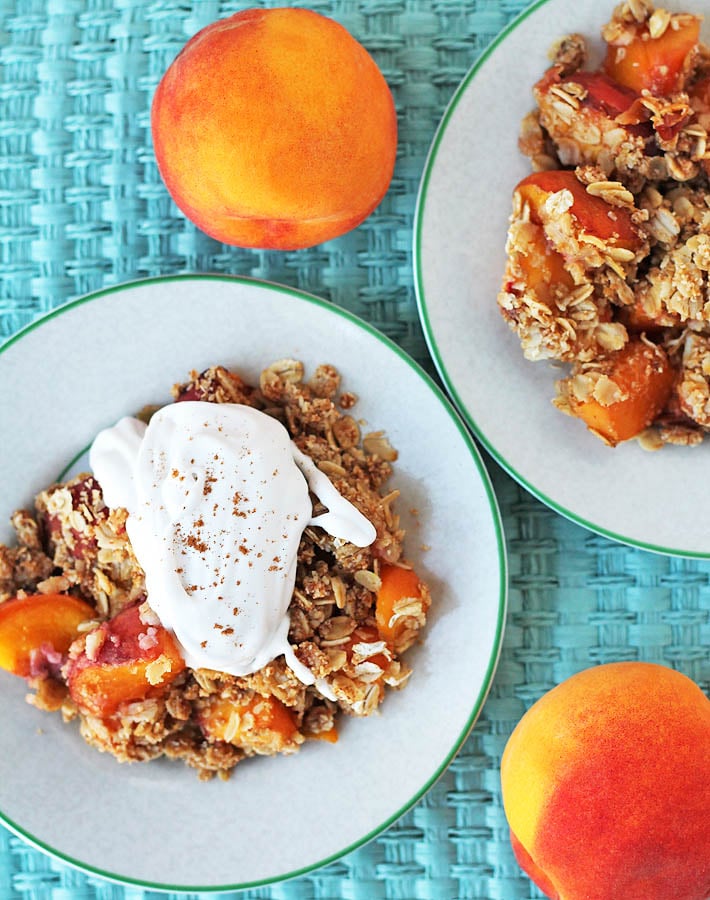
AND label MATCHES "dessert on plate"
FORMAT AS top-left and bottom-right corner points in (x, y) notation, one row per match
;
(0, 360), (430, 779)
(498, 0), (710, 447)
